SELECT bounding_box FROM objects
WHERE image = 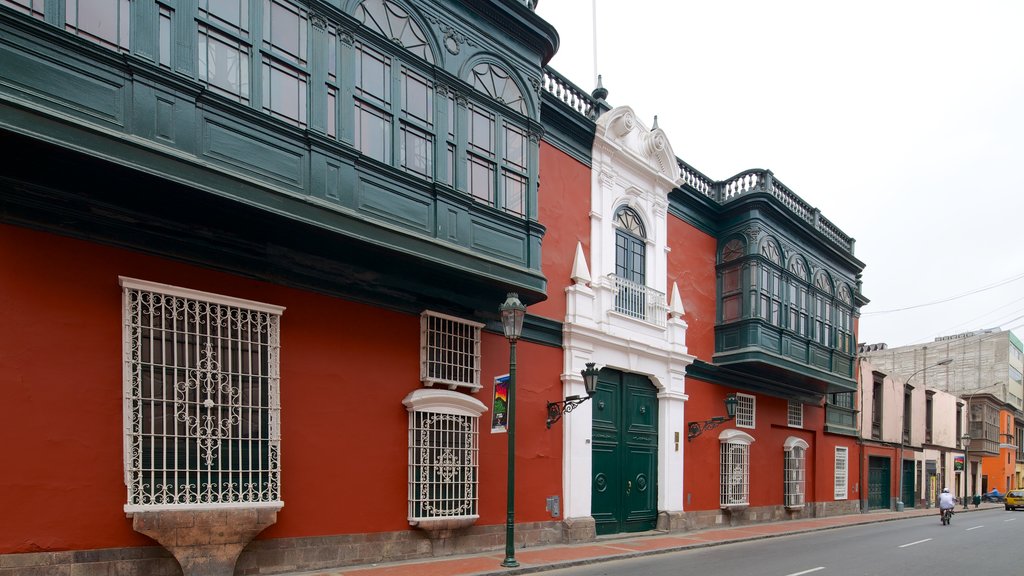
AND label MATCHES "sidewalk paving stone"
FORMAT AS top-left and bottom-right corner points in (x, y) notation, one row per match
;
(285, 503), (1001, 576)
